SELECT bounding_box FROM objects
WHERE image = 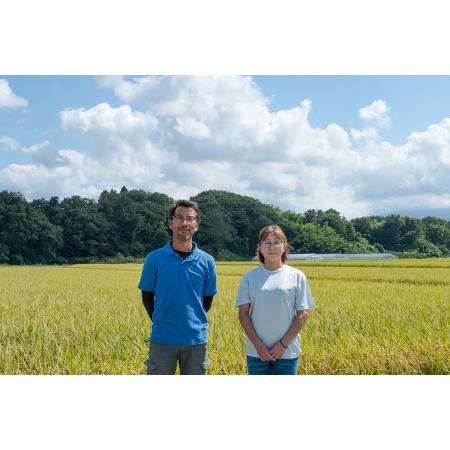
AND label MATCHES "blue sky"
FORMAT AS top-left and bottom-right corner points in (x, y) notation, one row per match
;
(255, 76), (450, 146)
(1, 75), (450, 219)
